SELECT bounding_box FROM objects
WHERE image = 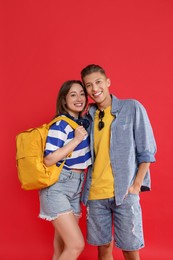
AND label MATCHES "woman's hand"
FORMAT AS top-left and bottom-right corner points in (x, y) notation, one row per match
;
(74, 126), (87, 143)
